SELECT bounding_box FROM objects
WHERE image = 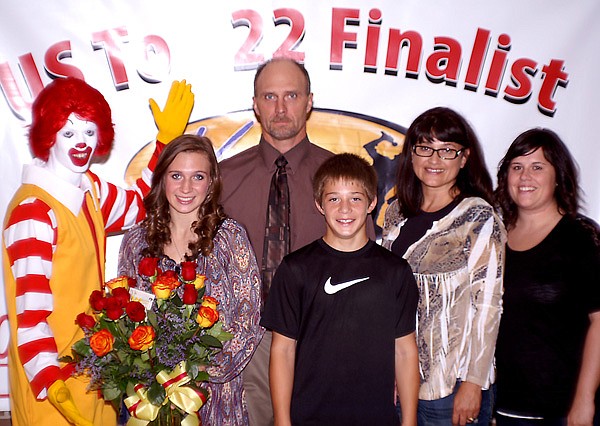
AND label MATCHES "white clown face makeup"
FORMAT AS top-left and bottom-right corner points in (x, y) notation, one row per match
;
(46, 113), (99, 178)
